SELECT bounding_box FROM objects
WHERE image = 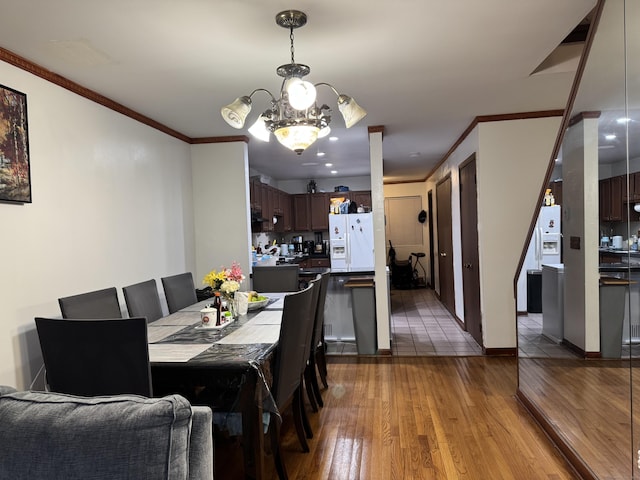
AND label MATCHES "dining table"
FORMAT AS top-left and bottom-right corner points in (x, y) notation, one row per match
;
(147, 292), (288, 480)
